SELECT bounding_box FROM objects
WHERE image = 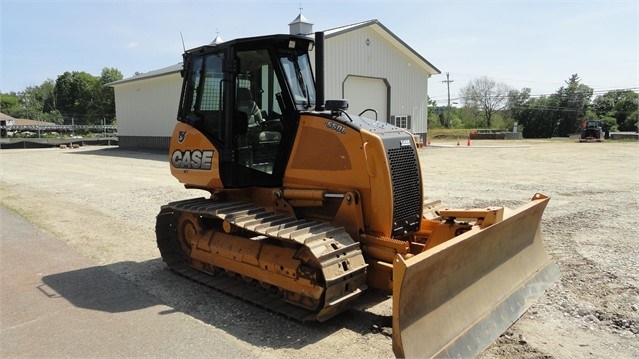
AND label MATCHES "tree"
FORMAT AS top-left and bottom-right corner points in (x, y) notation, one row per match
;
(55, 71), (100, 124)
(427, 99), (443, 129)
(518, 95), (560, 138)
(506, 87), (531, 124)
(554, 74), (592, 136)
(2, 66), (121, 127)
(459, 77), (512, 128)
(629, 109), (639, 132)
(1, 84), (64, 124)
(509, 76), (597, 138)
(94, 67), (122, 124)
(38, 79), (57, 113)
(22, 80), (57, 120)
(592, 89), (638, 131)
(0, 93), (21, 116)
(458, 105), (484, 128)
(600, 116), (618, 132)
(53, 68), (121, 125)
